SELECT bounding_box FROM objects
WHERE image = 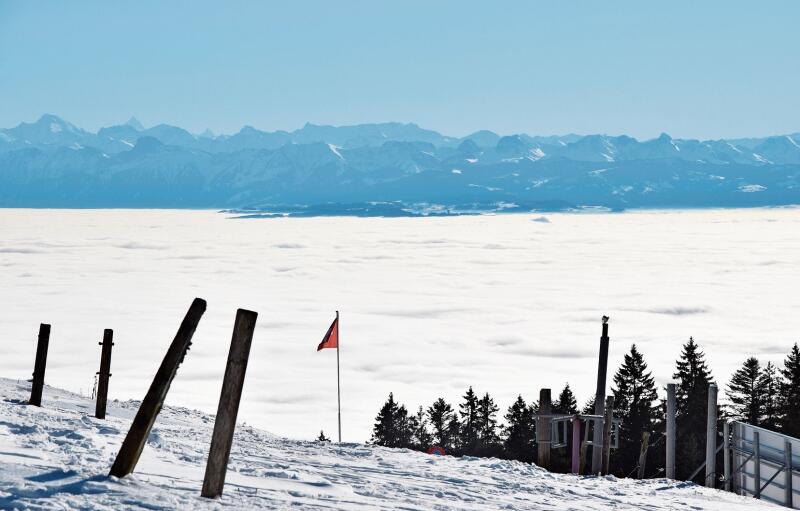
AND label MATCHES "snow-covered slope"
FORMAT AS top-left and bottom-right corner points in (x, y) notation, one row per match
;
(0, 378), (772, 510)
